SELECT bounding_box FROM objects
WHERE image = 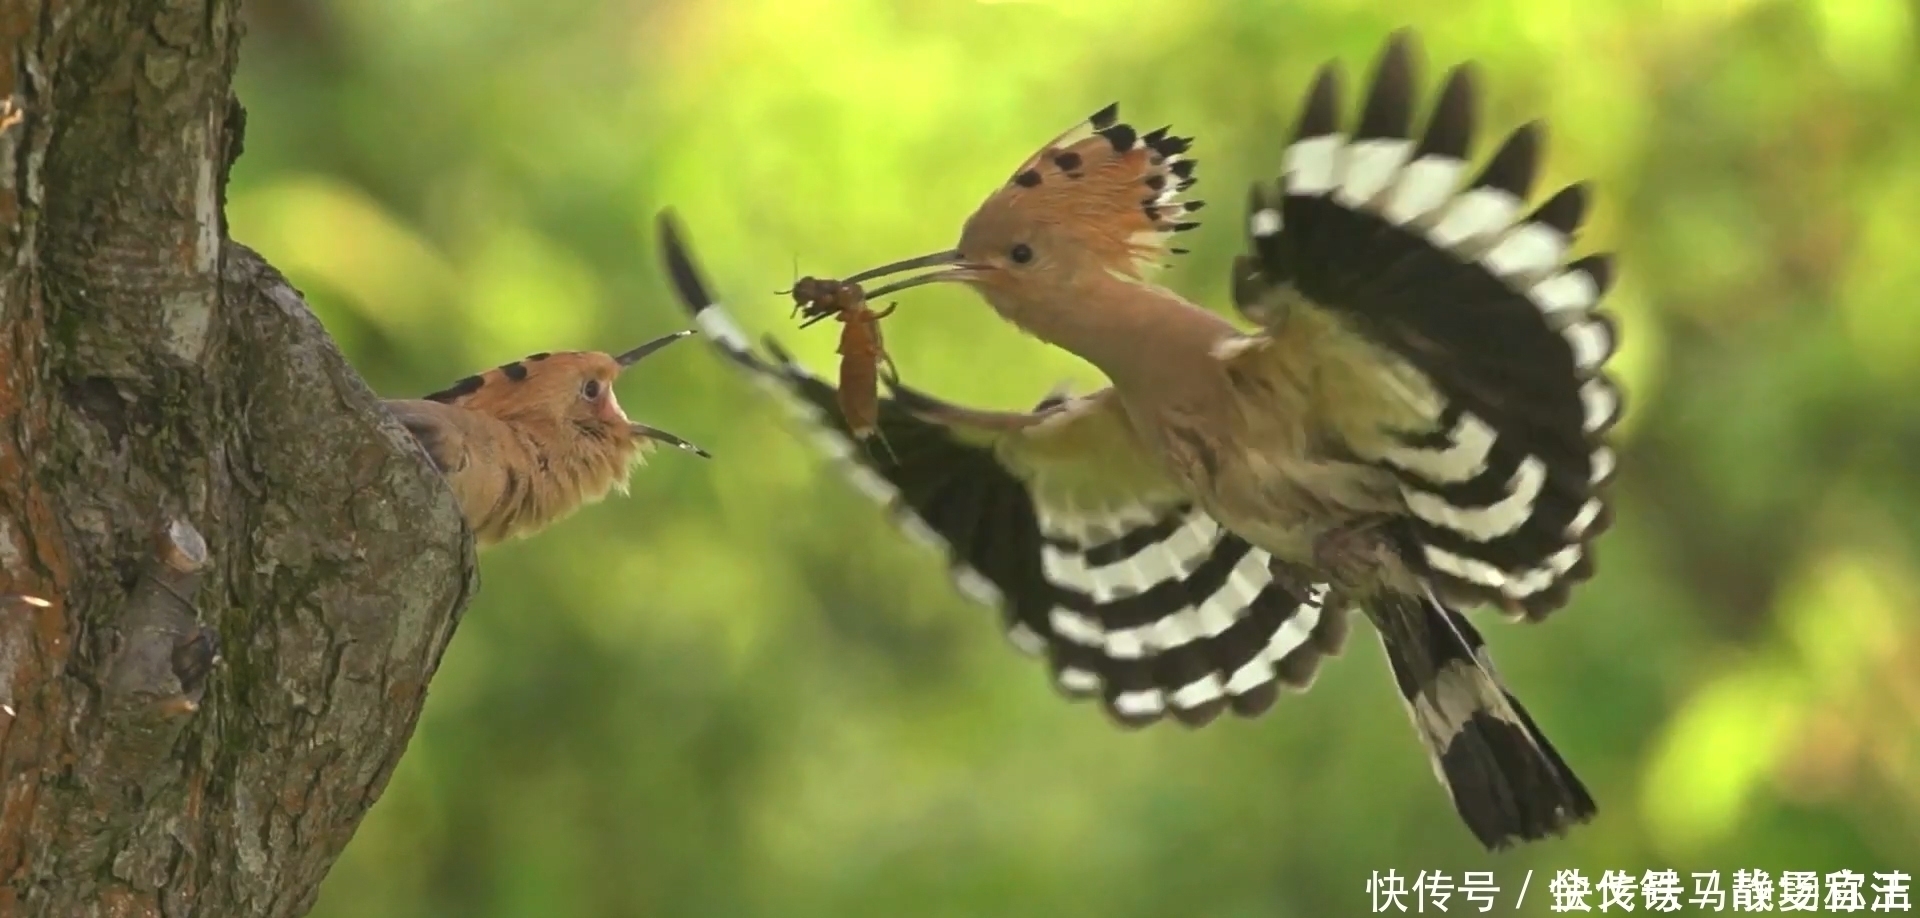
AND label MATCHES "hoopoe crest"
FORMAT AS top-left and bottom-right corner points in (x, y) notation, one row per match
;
(965, 103), (1202, 279)
(388, 330), (709, 548)
(662, 28), (1622, 852)
(844, 104), (1206, 324)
